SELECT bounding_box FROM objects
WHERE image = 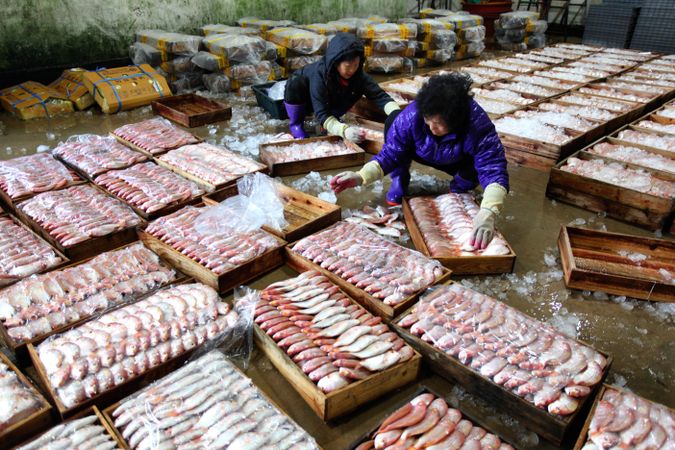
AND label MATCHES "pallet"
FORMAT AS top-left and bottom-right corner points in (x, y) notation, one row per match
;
(203, 183), (341, 242)
(11, 406), (123, 450)
(111, 132), (203, 158)
(547, 151), (675, 231)
(558, 226), (675, 302)
(0, 352), (52, 449)
(0, 241), (181, 366)
(151, 93), (232, 128)
(284, 243), (452, 319)
(391, 295), (612, 446)
(138, 226), (285, 294)
(13, 185), (142, 262)
(348, 385), (515, 450)
(259, 135), (366, 177)
(401, 197), (516, 275)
